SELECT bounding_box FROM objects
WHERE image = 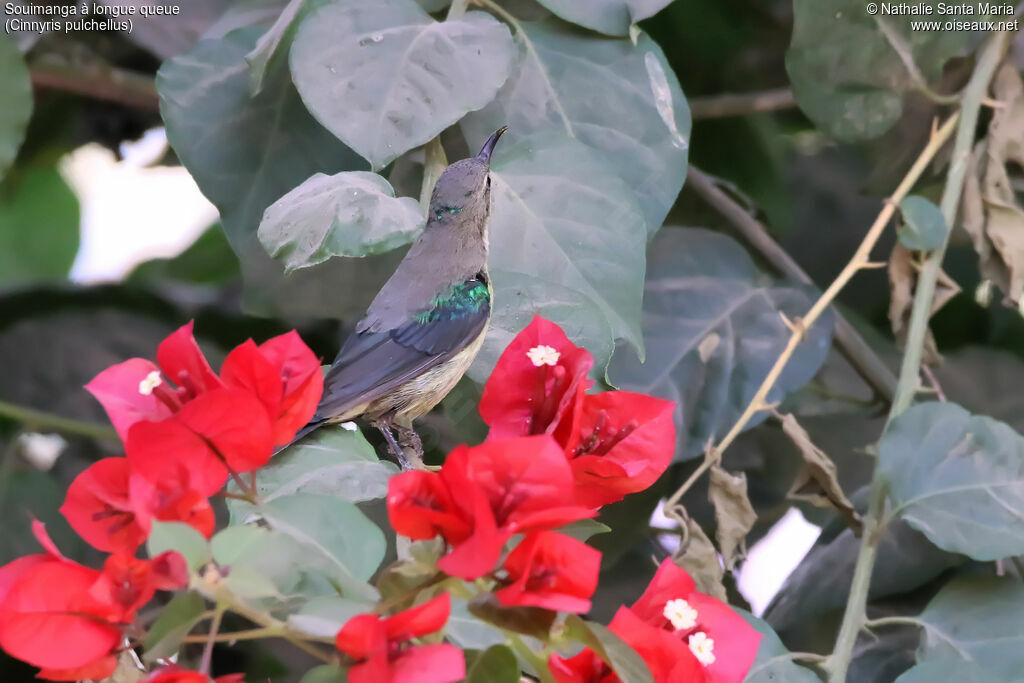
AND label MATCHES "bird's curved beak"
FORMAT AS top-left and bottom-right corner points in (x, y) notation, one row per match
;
(476, 125), (508, 165)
